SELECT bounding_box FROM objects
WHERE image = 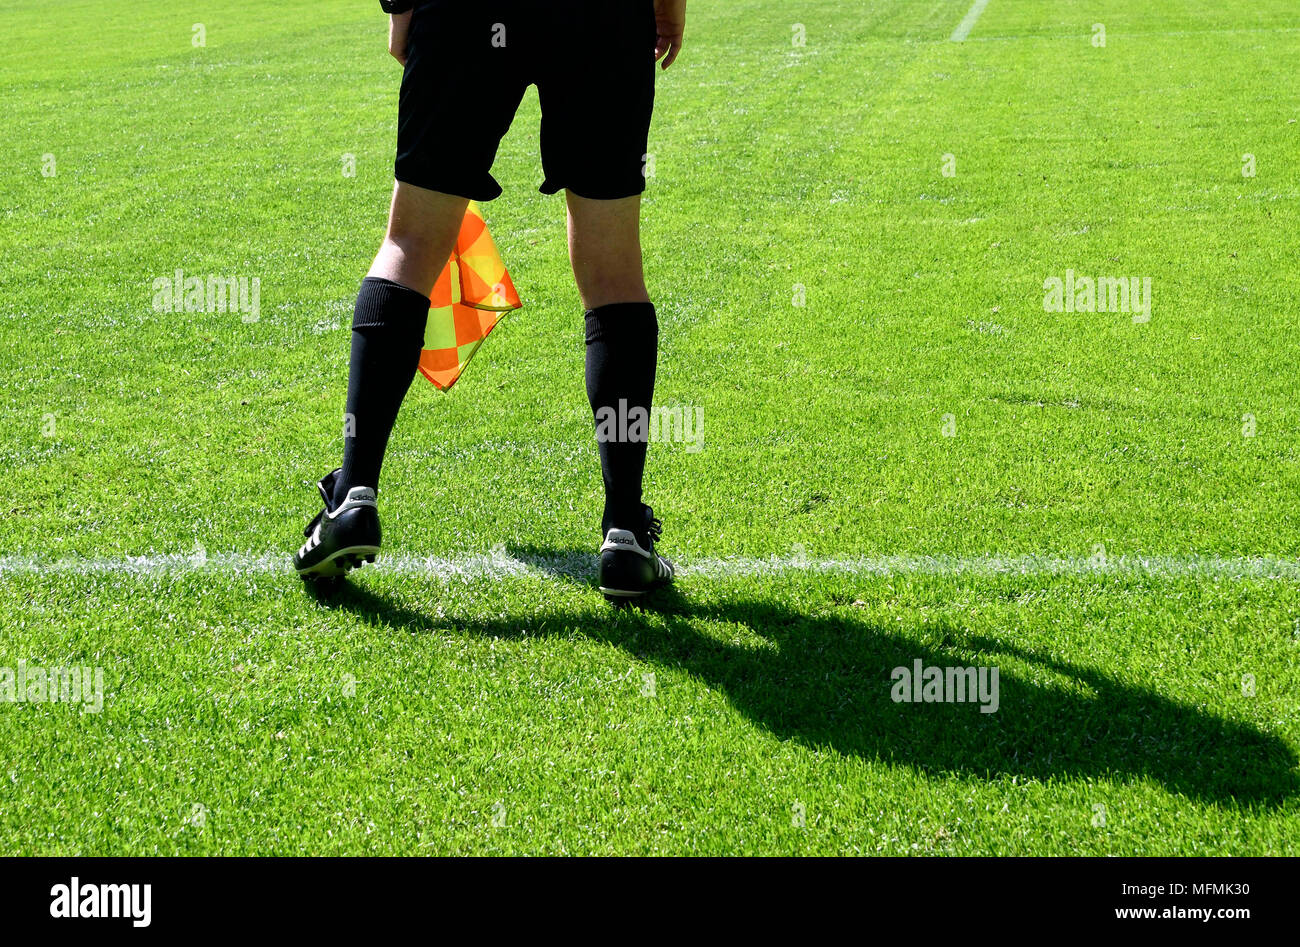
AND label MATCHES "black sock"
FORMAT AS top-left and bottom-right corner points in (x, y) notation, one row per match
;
(334, 277), (429, 507)
(584, 301), (658, 535)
